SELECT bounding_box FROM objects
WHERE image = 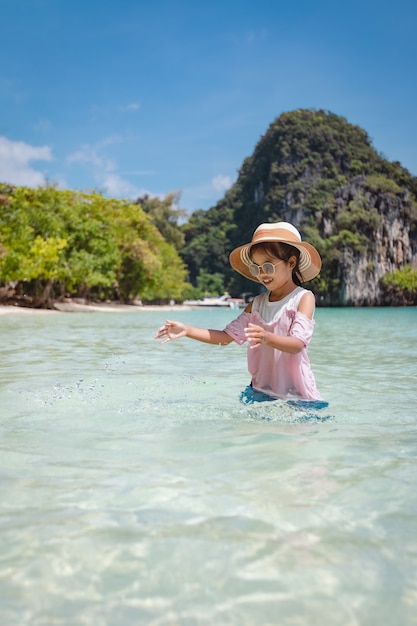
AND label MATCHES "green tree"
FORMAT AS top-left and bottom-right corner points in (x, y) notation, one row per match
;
(380, 266), (417, 305)
(0, 184), (191, 306)
(196, 270), (225, 295)
(136, 192), (187, 250)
